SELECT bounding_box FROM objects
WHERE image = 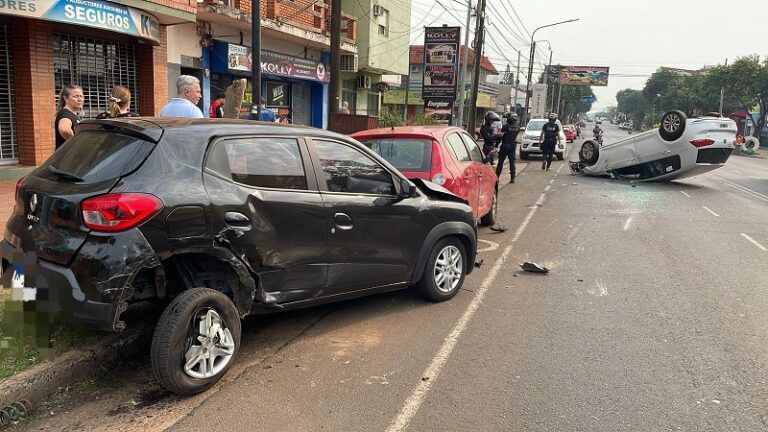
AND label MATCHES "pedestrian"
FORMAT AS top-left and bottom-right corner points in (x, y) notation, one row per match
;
(160, 75), (203, 118)
(55, 84), (84, 149)
(209, 93), (225, 118)
(342, 100), (351, 115)
(96, 86), (139, 119)
(496, 112), (520, 183)
(480, 111), (501, 164)
(539, 112), (561, 171)
(249, 97), (276, 122)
